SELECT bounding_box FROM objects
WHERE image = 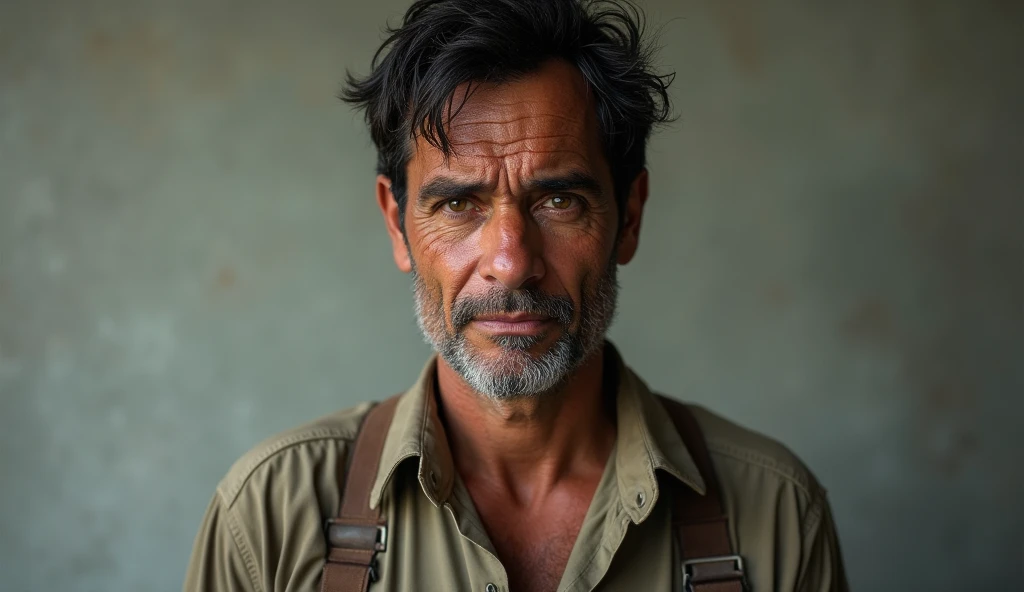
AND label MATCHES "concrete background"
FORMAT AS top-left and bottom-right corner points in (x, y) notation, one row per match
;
(1, 0), (1021, 590)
